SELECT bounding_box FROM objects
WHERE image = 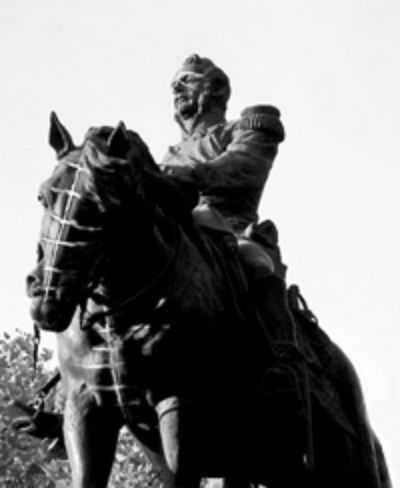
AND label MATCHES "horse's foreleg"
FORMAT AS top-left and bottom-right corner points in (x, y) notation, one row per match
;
(155, 397), (202, 488)
(203, 479), (261, 488)
(154, 399), (257, 488)
(63, 391), (121, 488)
